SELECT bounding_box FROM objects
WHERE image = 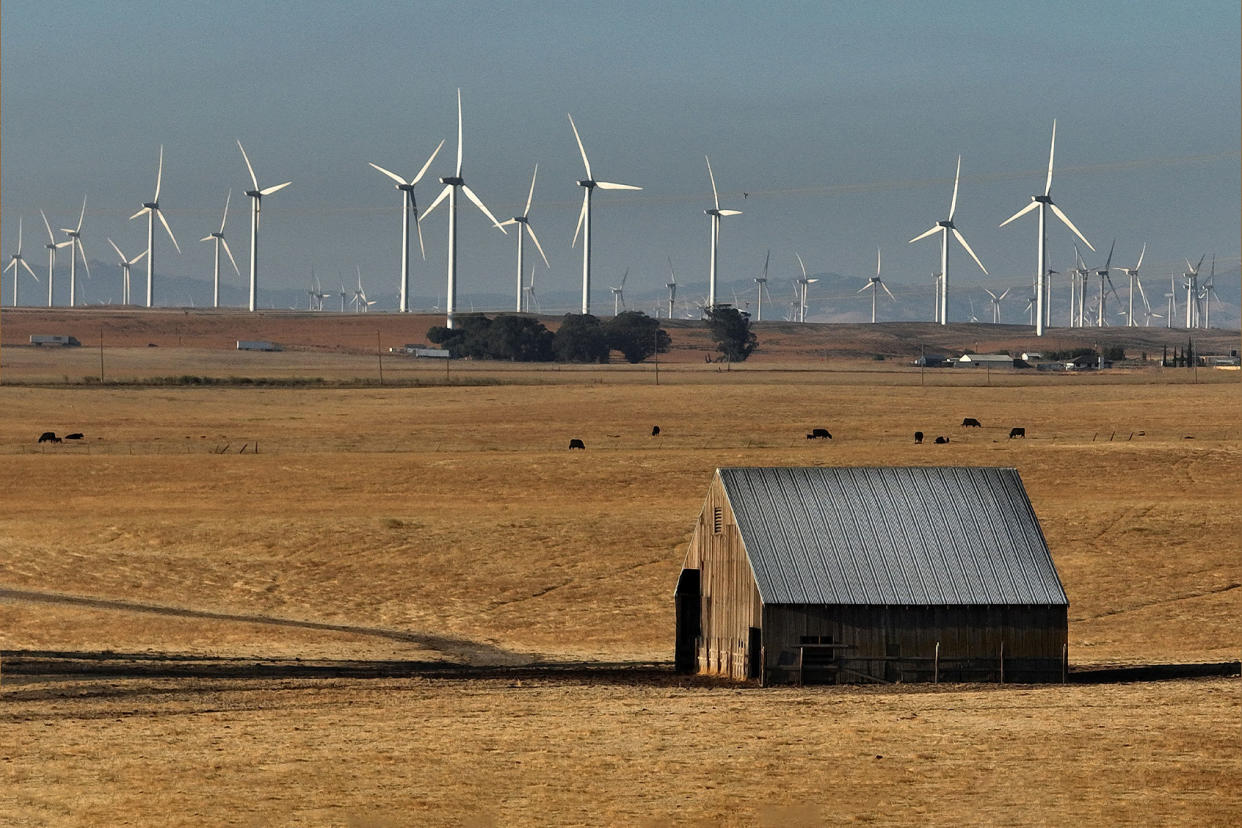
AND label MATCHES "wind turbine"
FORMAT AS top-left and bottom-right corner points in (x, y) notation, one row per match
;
(500, 164), (550, 313)
(999, 120), (1094, 336)
(238, 140), (293, 312)
(368, 139), (444, 313)
(794, 253), (819, 323)
(129, 146), (181, 308)
(753, 249), (771, 322)
(665, 257), (678, 320)
(1199, 255), (1219, 328)
(522, 264), (541, 313)
(338, 282), (349, 312)
(423, 90), (508, 329)
(1112, 242), (1146, 327)
(40, 210), (70, 307)
(568, 113), (641, 315)
(352, 267), (376, 312)
(983, 287), (1011, 324)
(909, 155), (988, 325)
(200, 190), (241, 308)
(1183, 254), (1206, 328)
(106, 239), (146, 306)
(1092, 240), (1118, 327)
(59, 196), (91, 307)
(857, 248), (895, 323)
(1165, 272), (1178, 329)
(5, 218), (40, 306)
(703, 155), (742, 308)
(610, 268), (629, 316)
